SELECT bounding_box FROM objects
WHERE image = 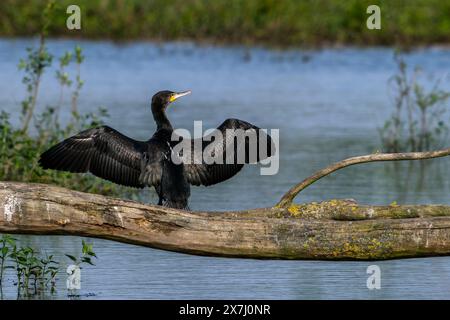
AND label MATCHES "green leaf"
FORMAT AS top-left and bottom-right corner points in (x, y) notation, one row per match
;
(81, 257), (94, 266)
(65, 254), (77, 262)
